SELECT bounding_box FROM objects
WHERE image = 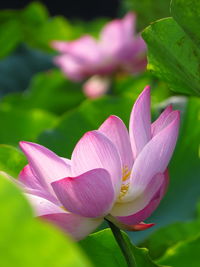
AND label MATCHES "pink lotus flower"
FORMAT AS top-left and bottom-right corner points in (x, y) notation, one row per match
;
(52, 13), (146, 97)
(18, 86), (180, 240)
